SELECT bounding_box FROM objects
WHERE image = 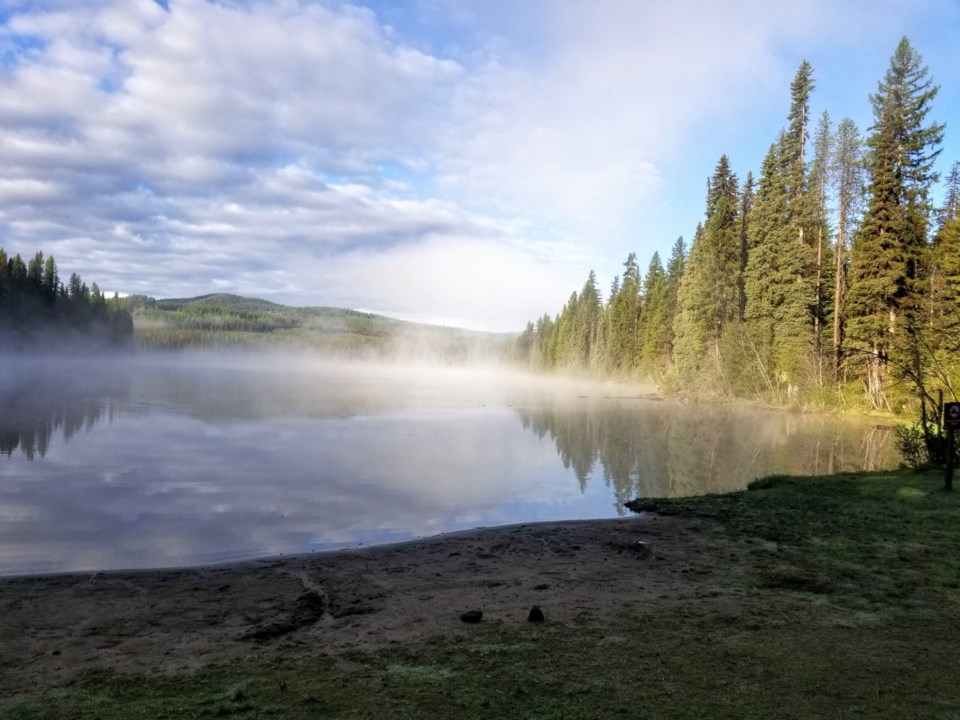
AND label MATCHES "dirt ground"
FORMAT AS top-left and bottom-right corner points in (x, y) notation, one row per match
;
(0, 514), (733, 697)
